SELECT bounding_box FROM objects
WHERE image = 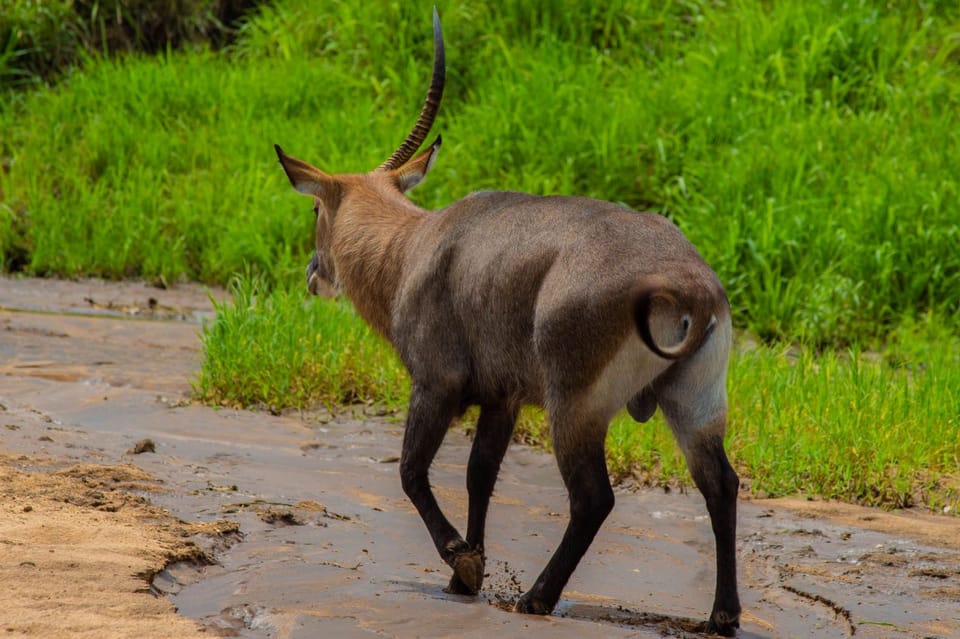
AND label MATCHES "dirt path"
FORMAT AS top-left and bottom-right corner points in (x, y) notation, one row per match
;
(1, 277), (958, 638)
